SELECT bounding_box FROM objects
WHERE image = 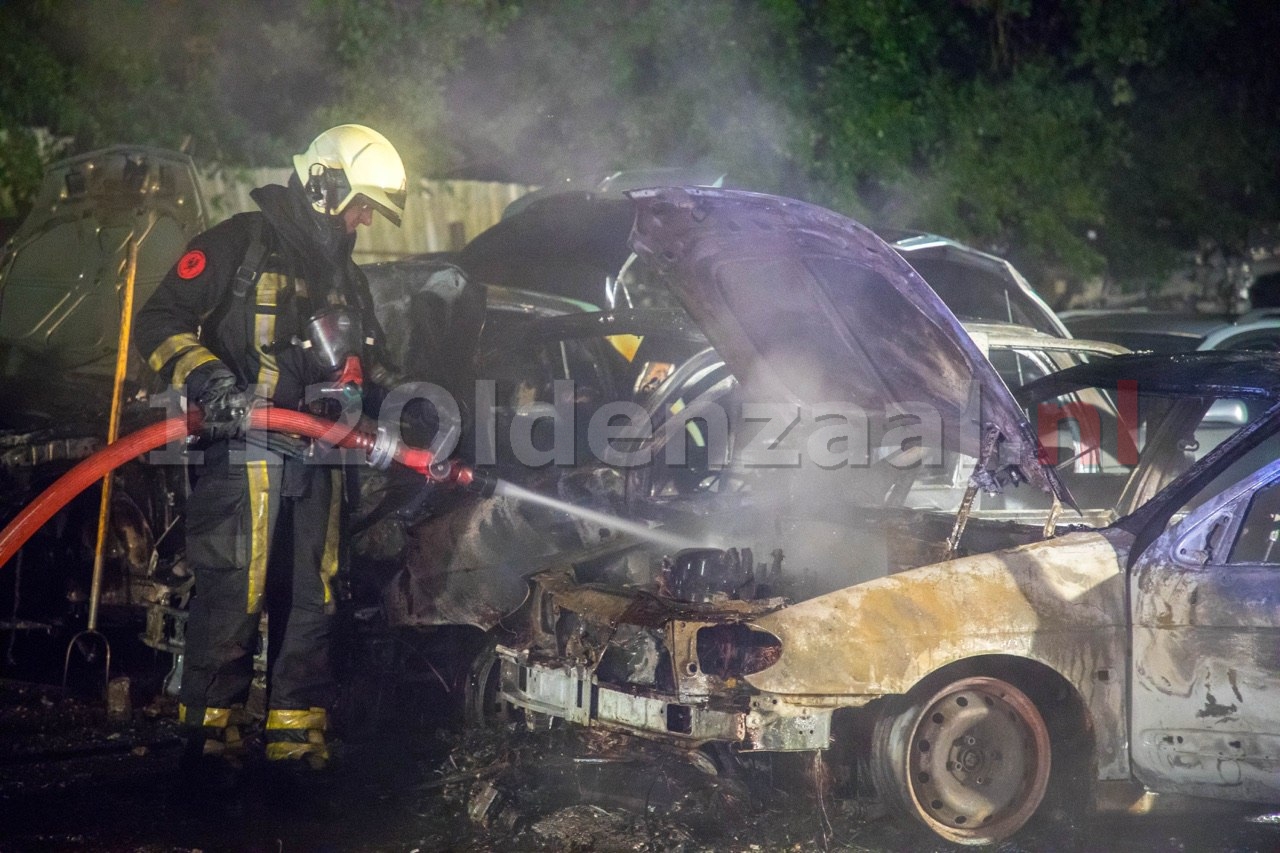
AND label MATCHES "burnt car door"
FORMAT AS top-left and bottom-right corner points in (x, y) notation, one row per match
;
(1129, 457), (1280, 802)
